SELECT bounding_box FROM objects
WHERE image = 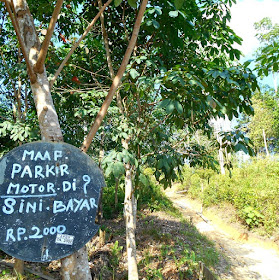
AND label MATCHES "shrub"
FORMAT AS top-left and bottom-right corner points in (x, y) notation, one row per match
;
(180, 158), (279, 234)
